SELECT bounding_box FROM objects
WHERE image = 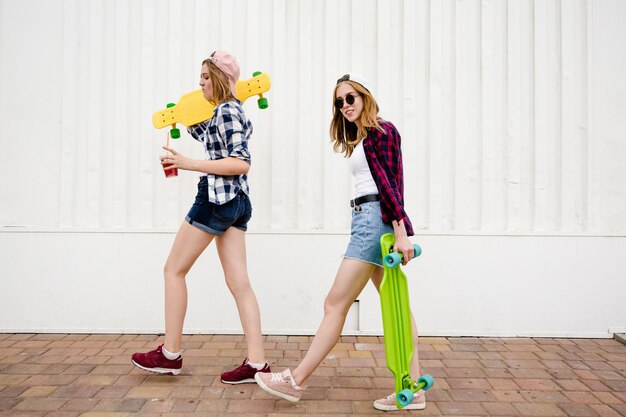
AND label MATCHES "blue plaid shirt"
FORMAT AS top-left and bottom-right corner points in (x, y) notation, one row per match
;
(187, 100), (252, 205)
